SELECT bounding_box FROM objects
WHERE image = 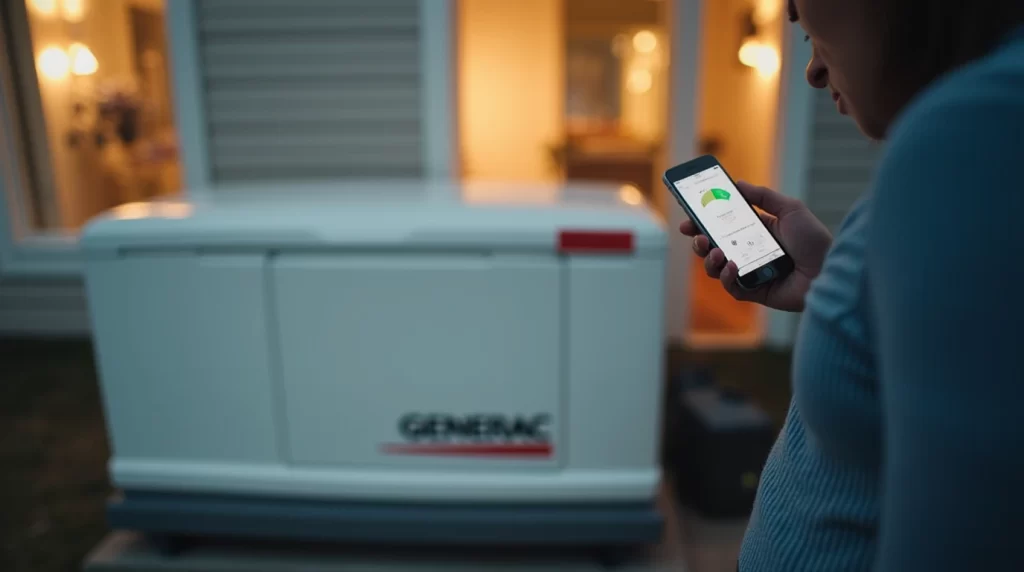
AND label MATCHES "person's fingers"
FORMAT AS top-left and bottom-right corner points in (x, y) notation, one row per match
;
(719, 261), (749, 300)
(756, 210), (778, 234)
(736, 181), (799, 217)
(692, 235), (711, 257)
(704, 248), (727, 279)
(679, 219), (700, 237)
